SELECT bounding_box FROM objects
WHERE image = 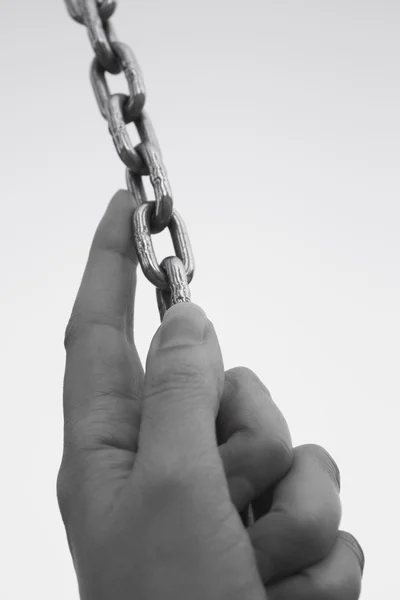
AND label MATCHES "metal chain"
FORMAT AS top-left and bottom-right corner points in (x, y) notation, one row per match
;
(64, 0), (194, 321)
